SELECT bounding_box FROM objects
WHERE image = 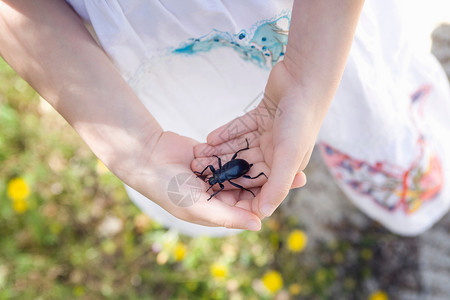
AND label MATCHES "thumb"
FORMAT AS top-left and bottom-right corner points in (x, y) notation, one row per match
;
(258, 142), (303, 217)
